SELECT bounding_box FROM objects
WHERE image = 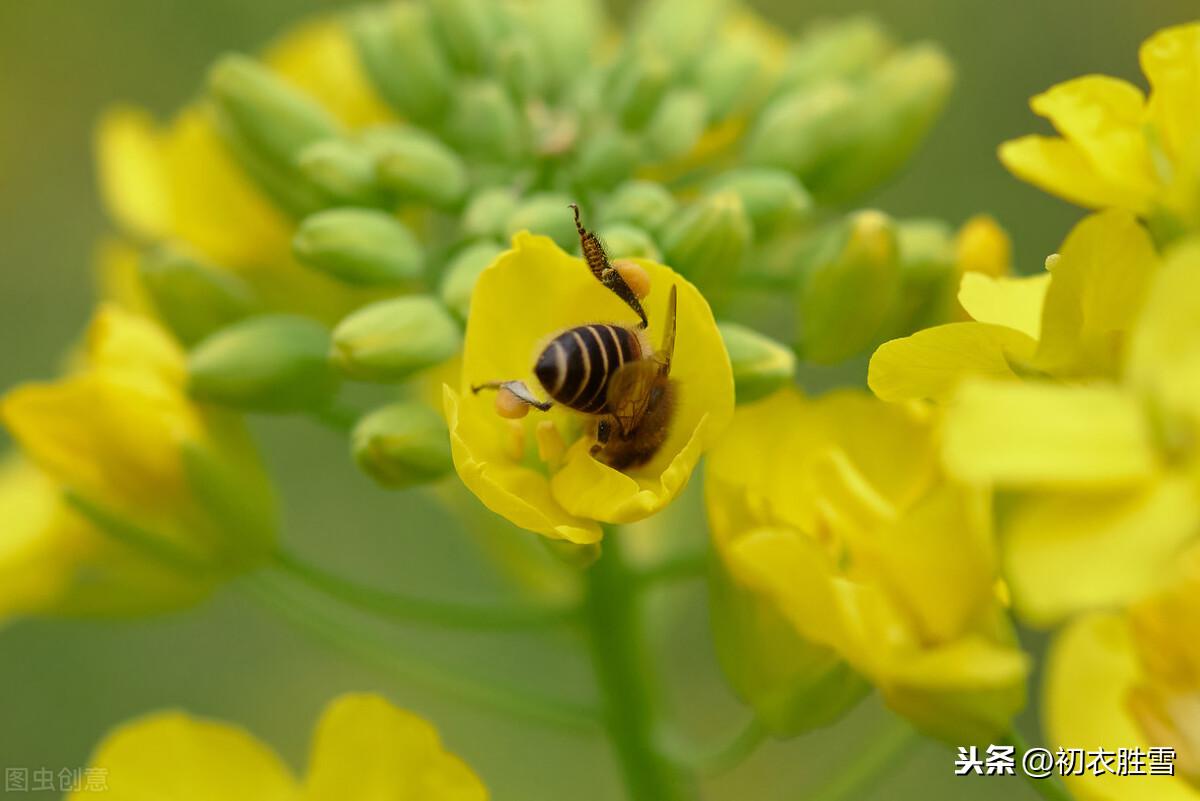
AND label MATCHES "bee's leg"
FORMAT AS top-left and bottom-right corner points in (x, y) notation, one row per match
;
(570, 203), (649, 329)
(589, 418), (612, 457)
(471, 380), (553, 412)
